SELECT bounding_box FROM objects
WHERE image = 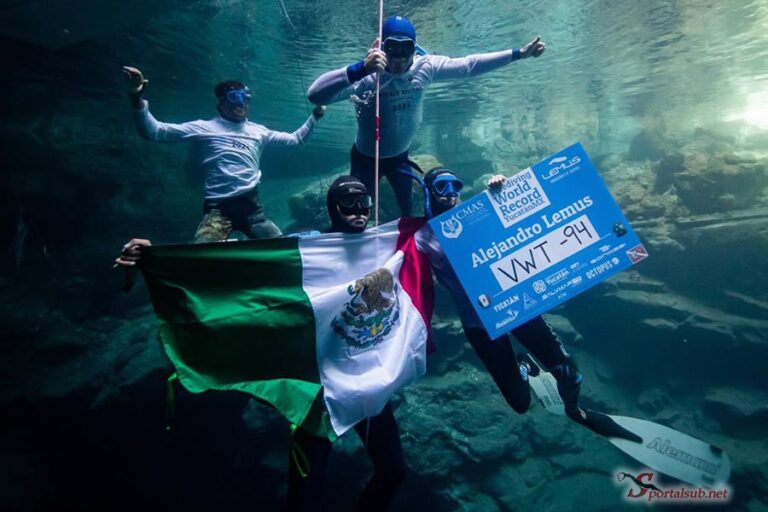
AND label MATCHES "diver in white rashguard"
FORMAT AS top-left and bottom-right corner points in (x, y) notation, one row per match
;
(307, 15), (546, 216)
(122, 66), (325, 242)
